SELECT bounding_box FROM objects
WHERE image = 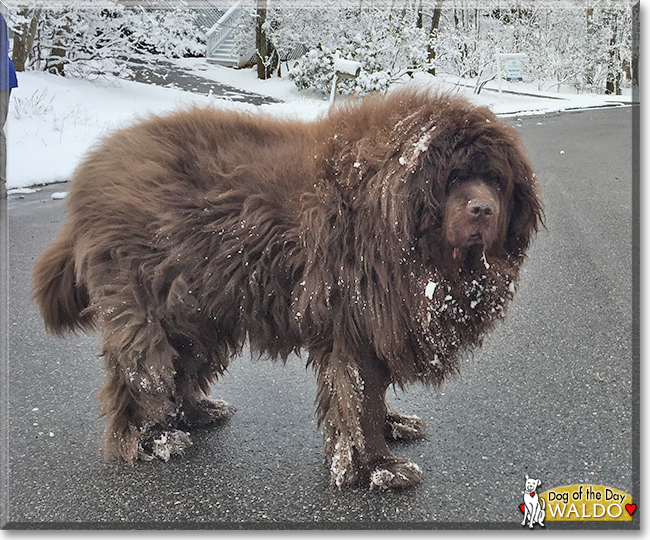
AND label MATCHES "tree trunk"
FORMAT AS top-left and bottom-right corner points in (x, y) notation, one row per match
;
(585, 8), (594, 88)
(427, 0), (444, 75)
(49, 43), (66, 75)
(631, 2), (639, 89)
(11, 8), (41, 72)
(47, 12), (70, 76)
(605, 10), (620, 95)
(256, 0), (269, 80)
